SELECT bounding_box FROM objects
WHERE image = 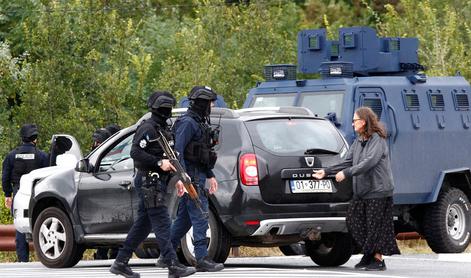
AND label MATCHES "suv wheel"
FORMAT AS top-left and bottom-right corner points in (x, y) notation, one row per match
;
(33, 207), (84, 268)
(422, 188), (471, 253)
(180, 209), (231, 265)
(305, 232), (352, 266)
